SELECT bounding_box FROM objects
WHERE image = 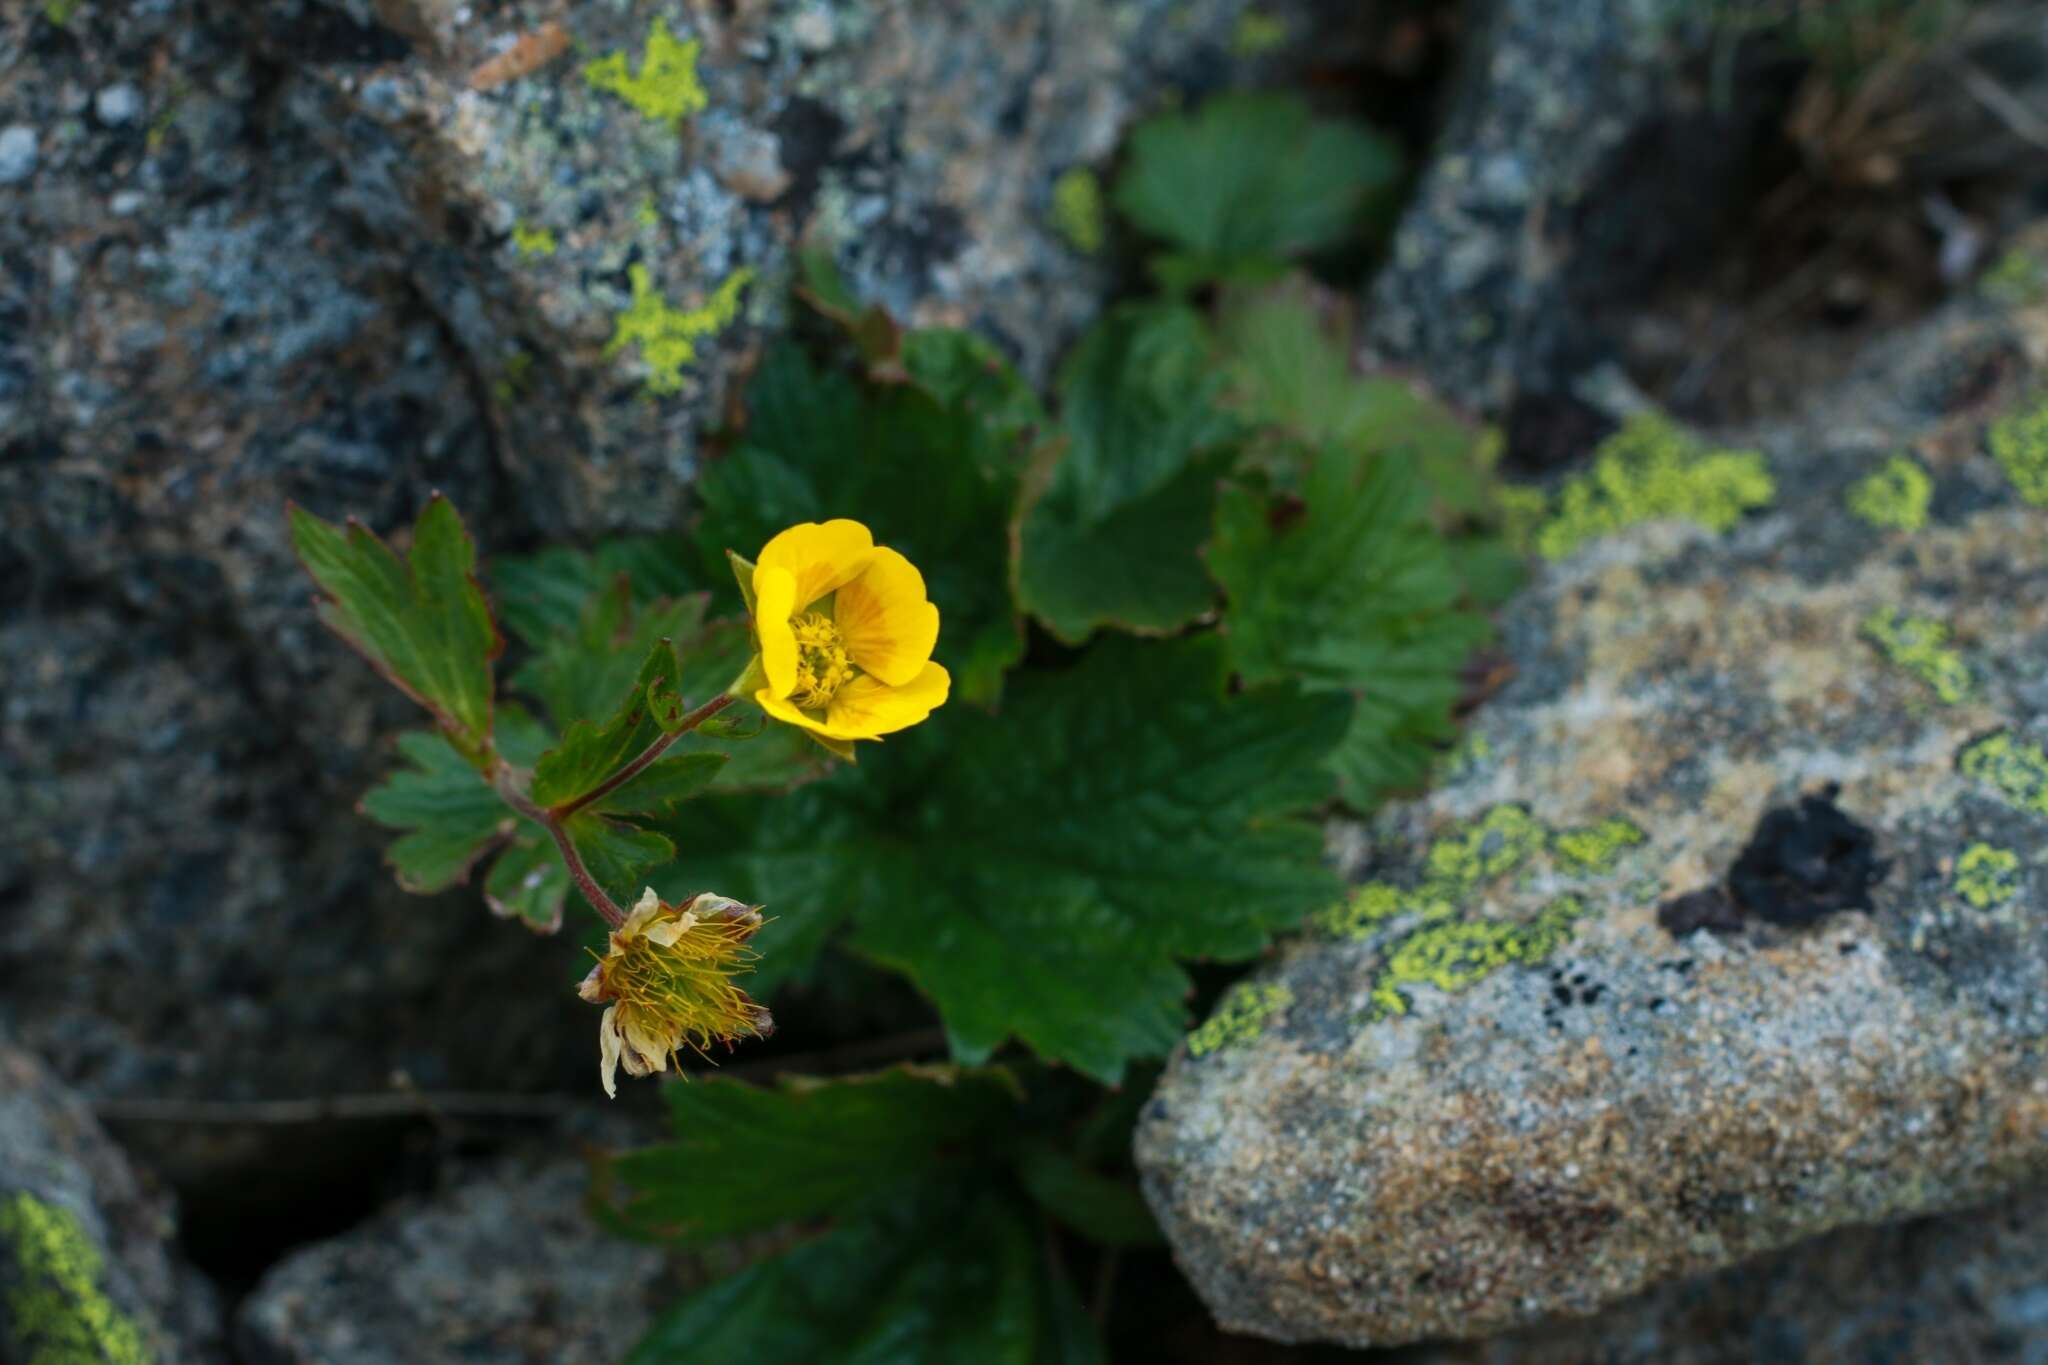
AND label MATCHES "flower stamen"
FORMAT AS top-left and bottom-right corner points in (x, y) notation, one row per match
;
(789, 611), (859, 709)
